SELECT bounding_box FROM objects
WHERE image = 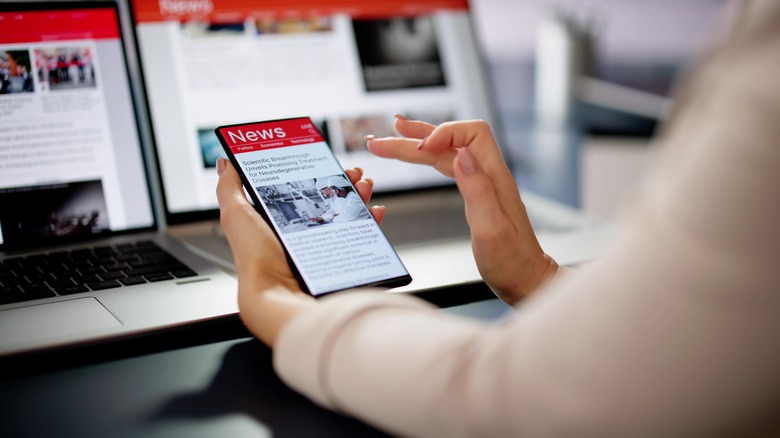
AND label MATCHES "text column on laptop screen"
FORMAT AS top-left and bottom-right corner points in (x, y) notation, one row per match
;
(0, 6), (154, 248)
(131, 0), (494, 219)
